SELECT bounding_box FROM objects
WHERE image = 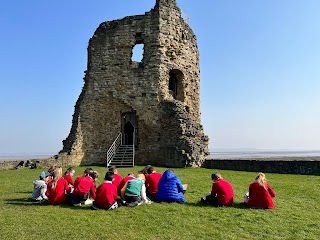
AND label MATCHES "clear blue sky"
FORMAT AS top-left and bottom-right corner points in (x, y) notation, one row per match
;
(1, 0), (319, 154)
